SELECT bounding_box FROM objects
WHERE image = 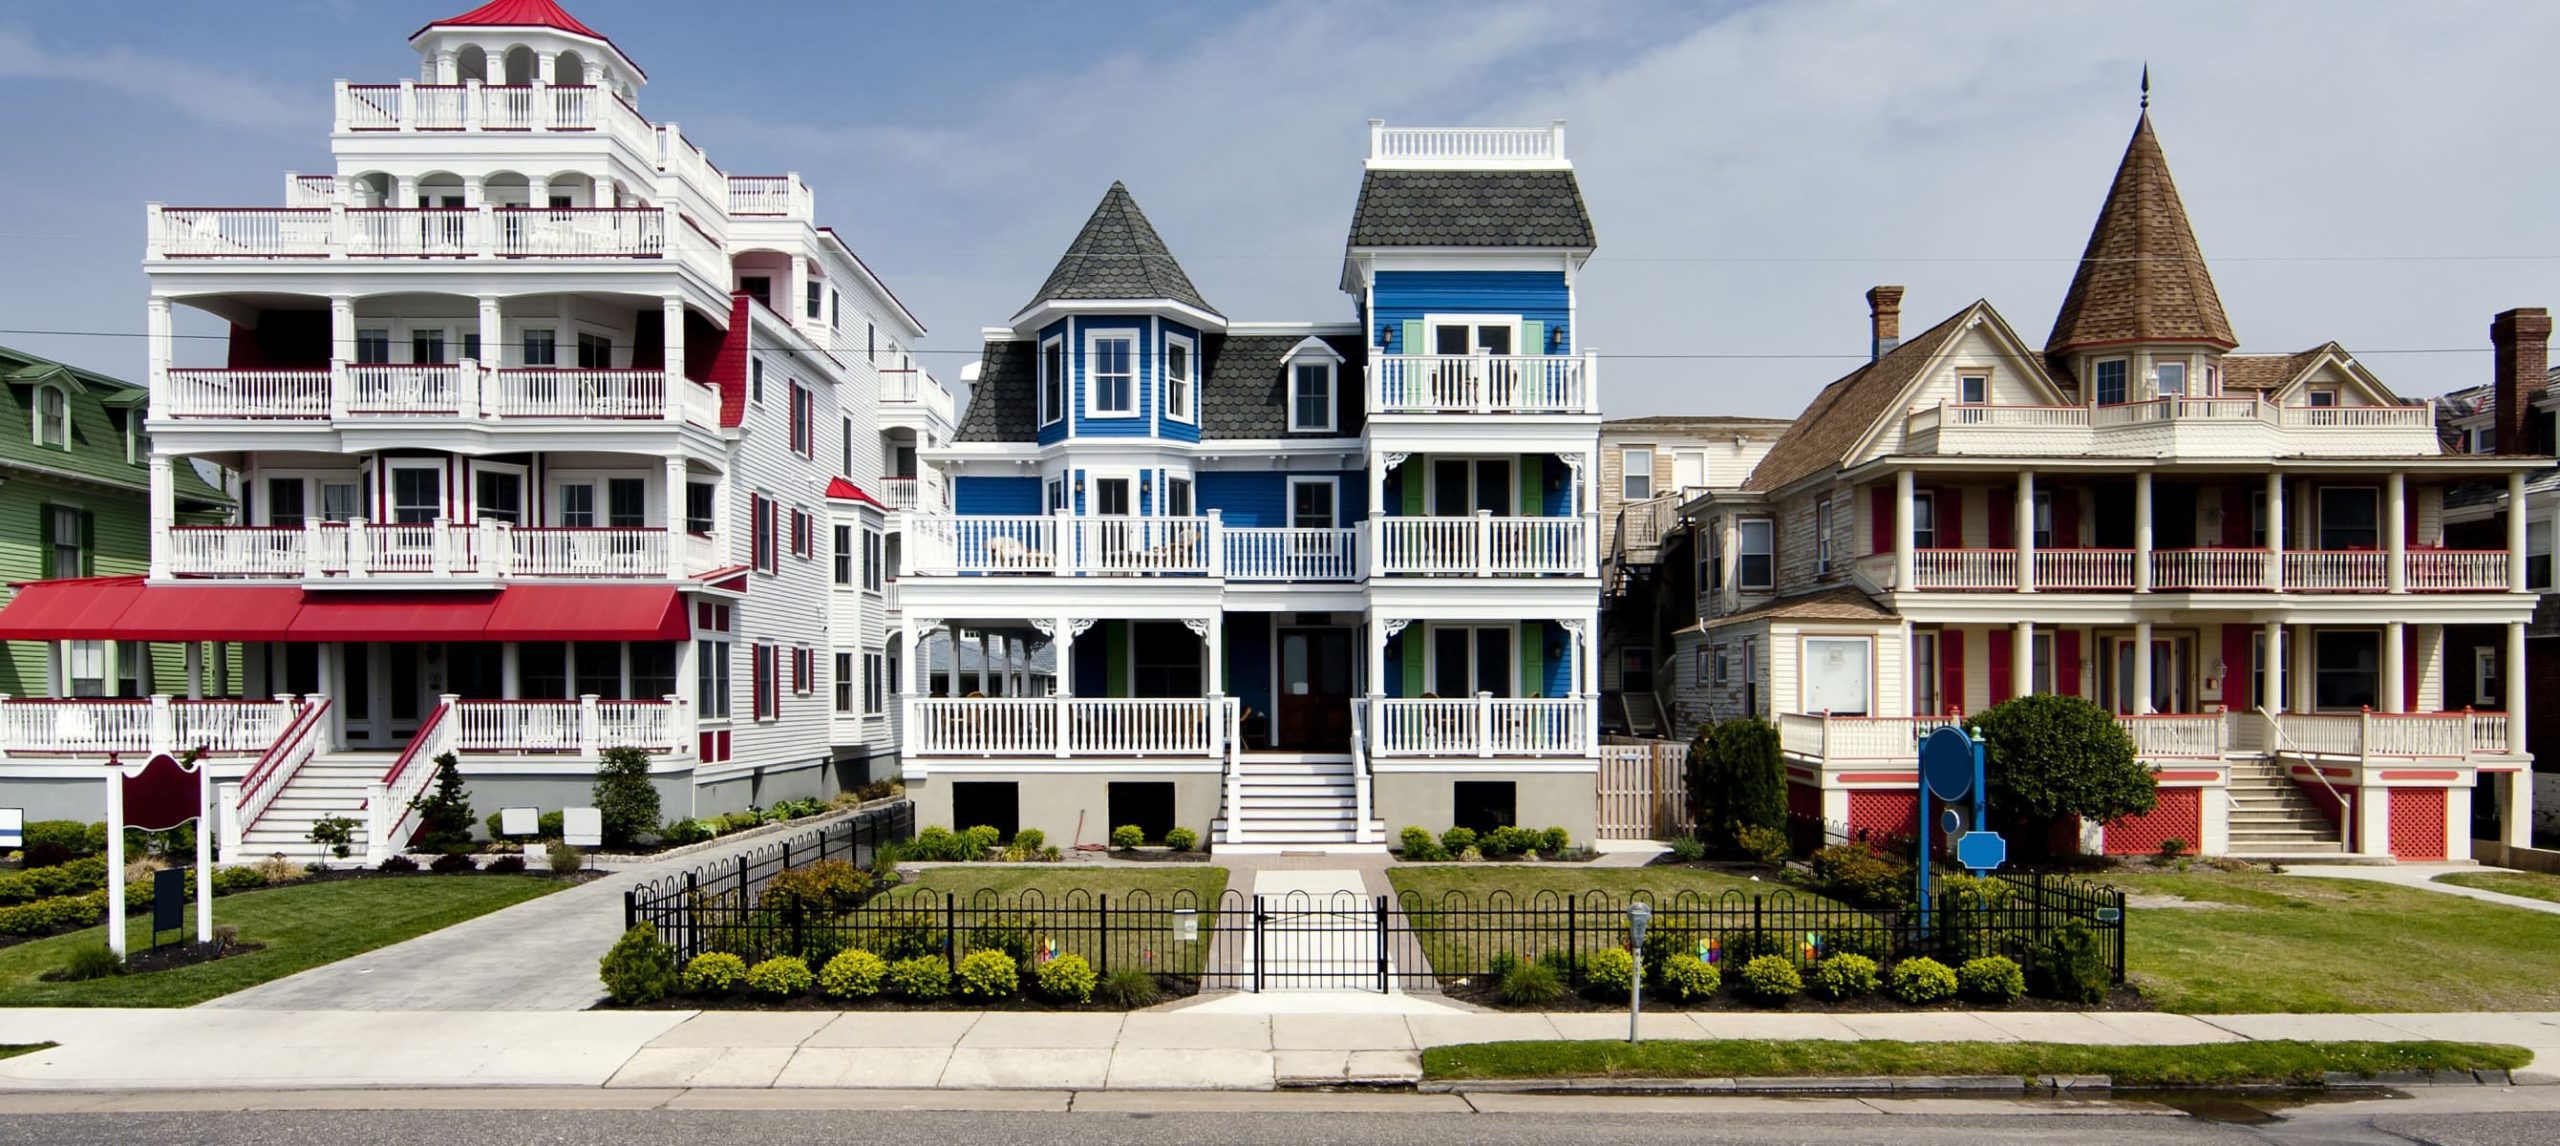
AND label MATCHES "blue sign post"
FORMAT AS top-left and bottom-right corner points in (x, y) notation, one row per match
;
(1915, 725), (2006, 929)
